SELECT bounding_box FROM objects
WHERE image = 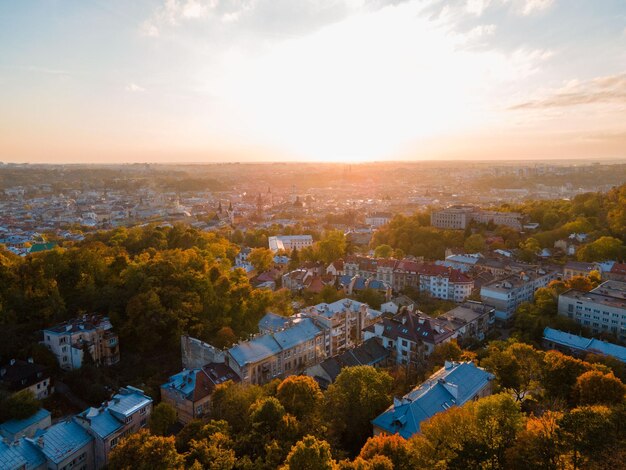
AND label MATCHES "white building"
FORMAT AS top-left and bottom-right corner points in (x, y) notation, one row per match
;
(268, 235), (313, 253)
(365, 212), (393, 227)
